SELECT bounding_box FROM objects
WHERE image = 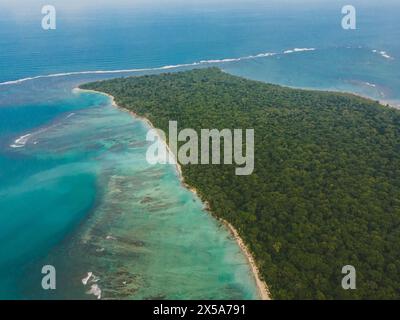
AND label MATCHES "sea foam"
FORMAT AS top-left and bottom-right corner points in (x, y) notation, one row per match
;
(10, 133), (32, 148)
(82, 272), (93, 285)
(82, 272), (102, 299)
(372, 49), (394, 60)
(283, 48), (316, 54)
(9, 112), (76, 149)
(0, 51), (281, 86)
(87, 284), (102, 300)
